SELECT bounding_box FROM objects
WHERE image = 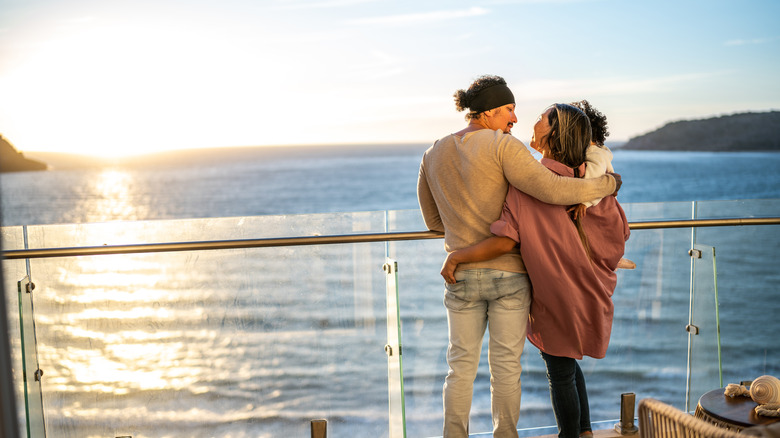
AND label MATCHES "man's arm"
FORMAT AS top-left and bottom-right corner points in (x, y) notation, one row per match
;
(500, 134), (616, 205)
(608, 171), (622, 195)
(417, 163), (444, 232)
(440, 236), (516, 284)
